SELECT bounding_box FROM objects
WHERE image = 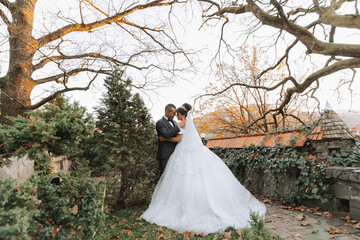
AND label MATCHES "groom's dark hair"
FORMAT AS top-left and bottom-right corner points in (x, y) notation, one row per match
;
(165, 104), (176, 112)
